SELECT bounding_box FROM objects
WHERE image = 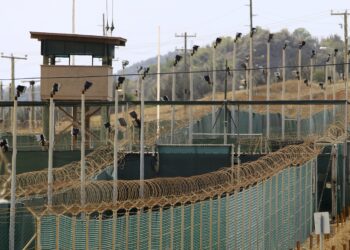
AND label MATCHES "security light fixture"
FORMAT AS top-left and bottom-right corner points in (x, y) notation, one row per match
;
(35, 134), (46, 146)
(117, 77), (125, 89)
(118, 118), (127, 127)
(234, 32), (242, 42)
(319, 82), (325, 90)
(326, 54), (331, 63)
(122, 60), (129, 69)
(129, 111), (138, 120)
(334, 48), (338, 56)
(29, 80), (36, 86)
(71, 128), (79, 136)
(250, 28), (257, 37)
(283, 42), (288, 50)
(241, 63), (248, 70)
(83, 81), (93, 92)
(268, 33), (274, 43)
(311, 50), (316, 58)
(214, 37), (222, 48)
(293, 70), (300, 80)
(226, 66), (231, 76)
(0, 138), (9, 152)
(204, 75), (212, 85)
(328, 76), (332, 83)
(304, 79), (309, 86)
(274, 72), (281, 81)
(191, 45), (199, 56)
(16, 85), (26, 98)
(142, 67), (150, 79)
(174, 55), (182, 66)
(240, 79), (247, 89)
(137, 66), (143, 73)
(161, 96), (169, 101)
(298, 41), (306, 49)
(51, 82), (60, 96)
(104, 122), (111, 129)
